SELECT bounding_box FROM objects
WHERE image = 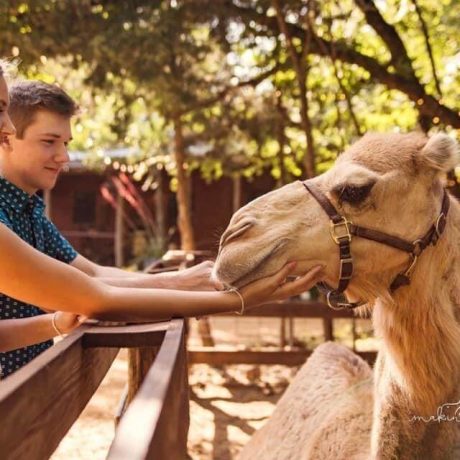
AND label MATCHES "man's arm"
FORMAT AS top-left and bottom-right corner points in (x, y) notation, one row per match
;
(71, 254), (133, 278)
(70, 255), (221, 290)
(45, 219), (219, 291)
